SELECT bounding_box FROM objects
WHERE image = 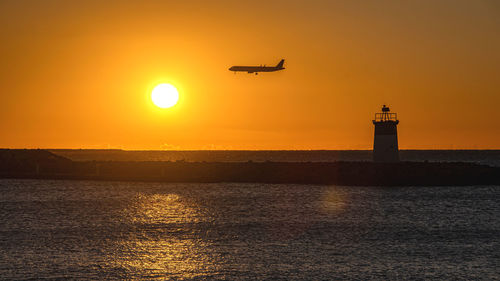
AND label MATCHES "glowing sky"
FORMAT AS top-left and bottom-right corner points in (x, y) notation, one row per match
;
(1, 0), (499, 149)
